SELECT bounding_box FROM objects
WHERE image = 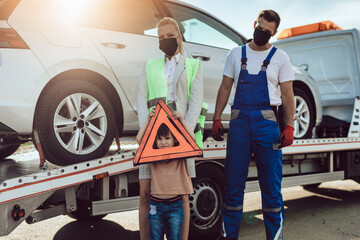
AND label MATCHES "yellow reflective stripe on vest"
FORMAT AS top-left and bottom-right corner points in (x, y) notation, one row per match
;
(148, 97), (166, 109)
(195, 102), (208, 149)
(146, 58), (167, 111)
(185, 58), (200, 102)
